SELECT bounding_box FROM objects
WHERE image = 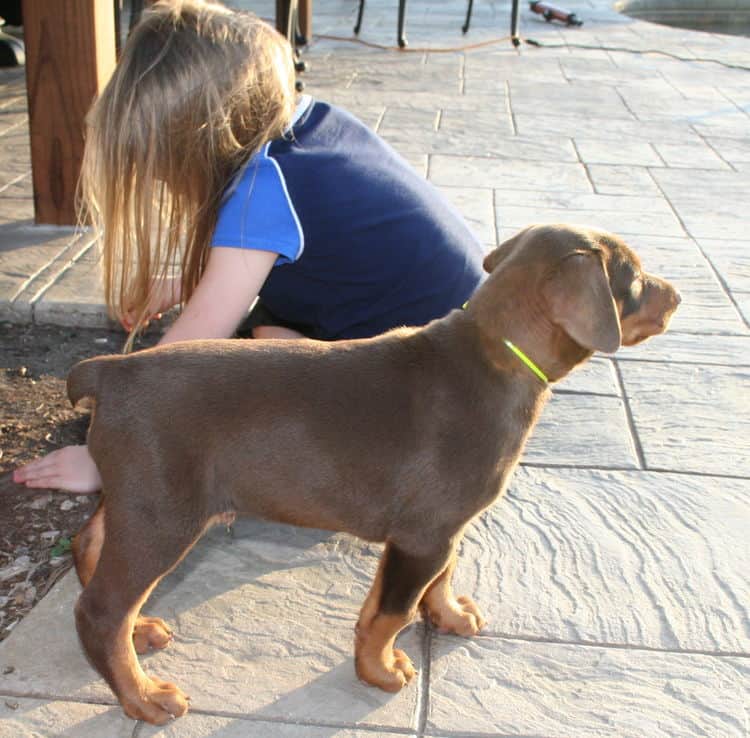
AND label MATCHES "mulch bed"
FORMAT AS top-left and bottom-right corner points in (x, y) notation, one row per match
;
(0, 323), (158, 641)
